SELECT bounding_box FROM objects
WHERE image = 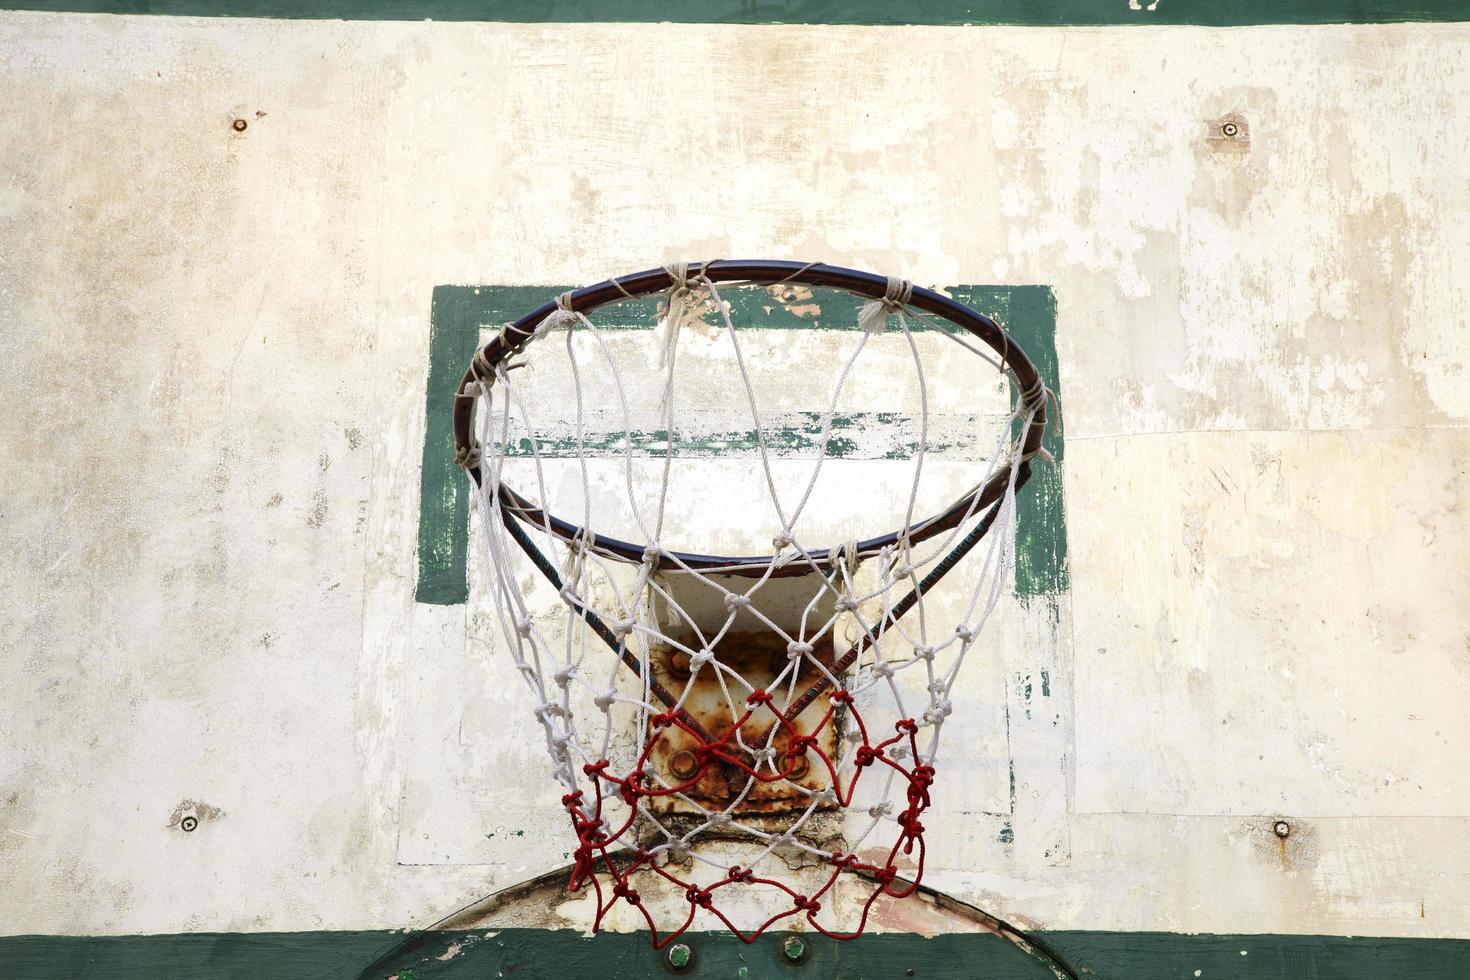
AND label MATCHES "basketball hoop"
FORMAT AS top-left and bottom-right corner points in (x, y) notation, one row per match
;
(452, 259), (1054, 946)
